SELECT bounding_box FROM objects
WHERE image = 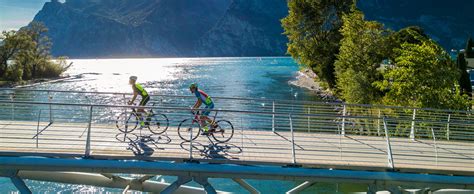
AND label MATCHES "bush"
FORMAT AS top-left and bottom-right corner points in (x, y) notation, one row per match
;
(37, 57), (69, 78)
(5, 63), (23, 82)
